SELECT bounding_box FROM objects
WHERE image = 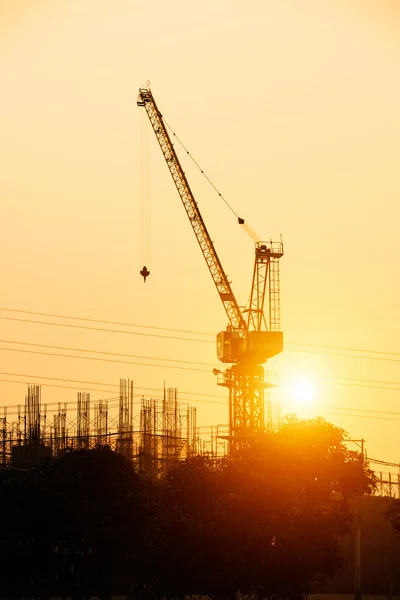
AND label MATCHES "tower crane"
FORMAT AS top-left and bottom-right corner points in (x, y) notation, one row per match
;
(137, 85), (284, 448)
